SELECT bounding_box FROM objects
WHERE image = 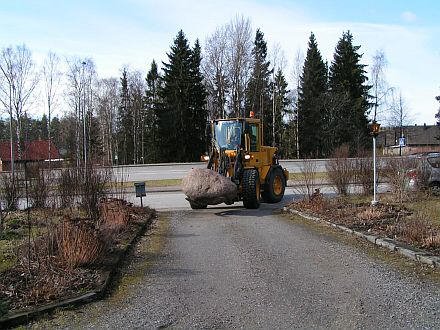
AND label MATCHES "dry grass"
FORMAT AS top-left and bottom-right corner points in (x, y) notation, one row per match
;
(57, 220), (109, 269)
(0, 198), (154, 313)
